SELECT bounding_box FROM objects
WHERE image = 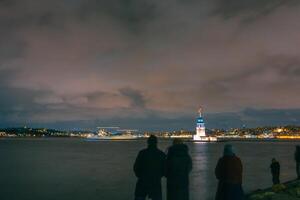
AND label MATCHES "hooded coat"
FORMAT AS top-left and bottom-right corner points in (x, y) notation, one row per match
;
(215, 154), (244, 200)
(166, 144), (192, 200)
